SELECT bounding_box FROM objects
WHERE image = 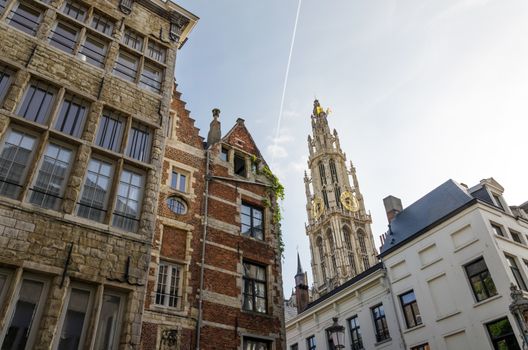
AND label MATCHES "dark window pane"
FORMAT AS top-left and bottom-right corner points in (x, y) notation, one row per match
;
(125, 123), (151, 162)
(95, 109), (125, 152)
(94, 293), (123, 350)
(49, 21), (79, 53)
(242, 262), (267, 313)
(0, 65), (14, 104)
(113, 51), (138, 82)
(8, 3), (42, 36)
(54, 94), (87, 137)
(122, 28), (143, 51)
(77, 158), (112, 222)
(17, 80), (57, 124)
(112, 169), (142, 231)
(241, 203), (264, 240)
(90, 12), (114, 36)
(139, 63), (162, 93)
(167, 197), (186, 215)
(234, 154), (246, 176)
(486, 318), (520, 350)
(79, 35), (107, 68)
(29, 143), (73, 210)
(58, 288), (90, 350)
(62, 0), (87, 21)
(465, 257), (498, 301)
(155, 263), (181, 308)
(147, 40), (166, 63)
(1, 279), (44, 350)
(0, 130), (36, 198)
